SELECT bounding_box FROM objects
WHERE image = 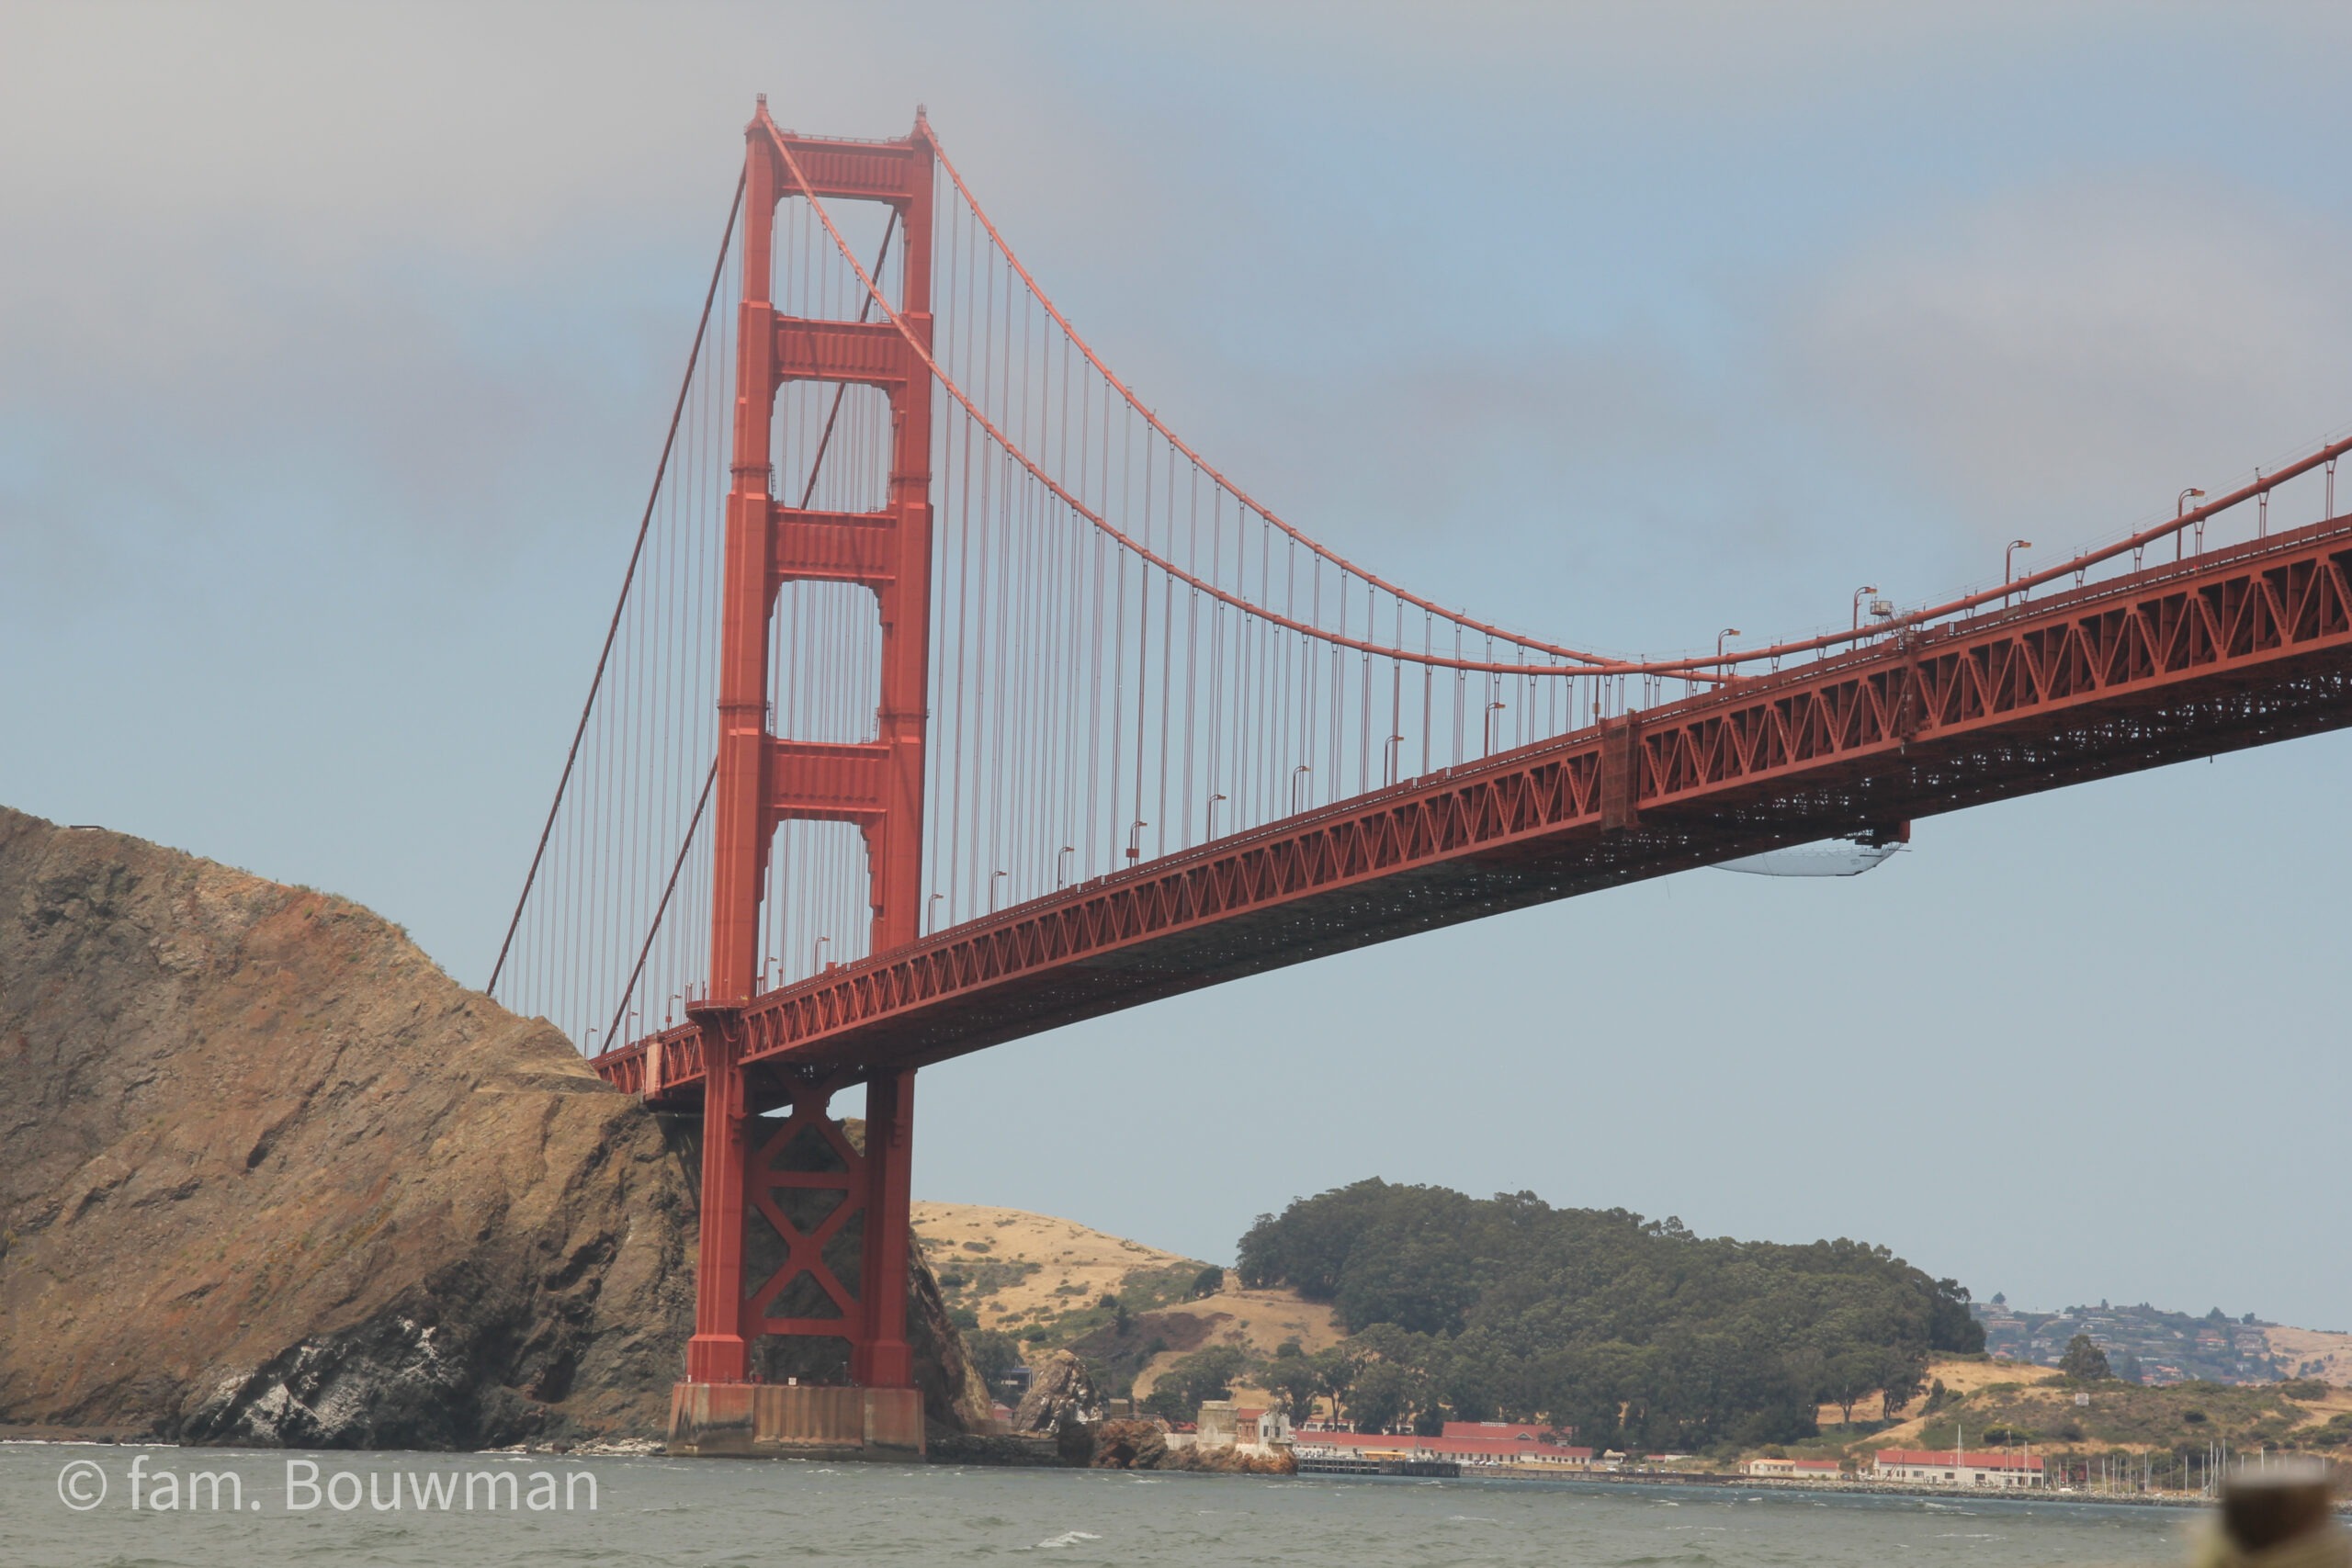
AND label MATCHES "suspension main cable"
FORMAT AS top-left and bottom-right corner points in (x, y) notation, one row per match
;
(925, 122), (1598, 667)
(767, 123), (1633, 680)
(778, 119), (2352, 689)
(927, 121), (2352, 680)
